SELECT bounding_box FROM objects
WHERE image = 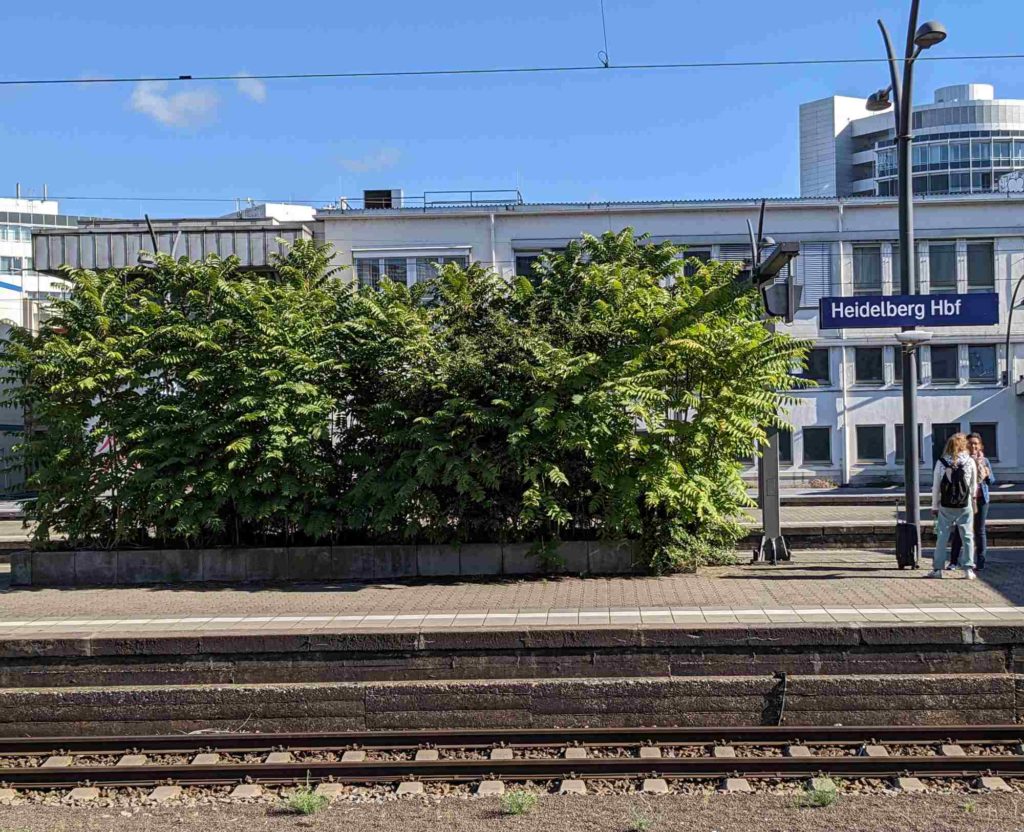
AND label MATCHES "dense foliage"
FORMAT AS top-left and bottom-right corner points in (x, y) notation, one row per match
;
(1, 232), (809, 570)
